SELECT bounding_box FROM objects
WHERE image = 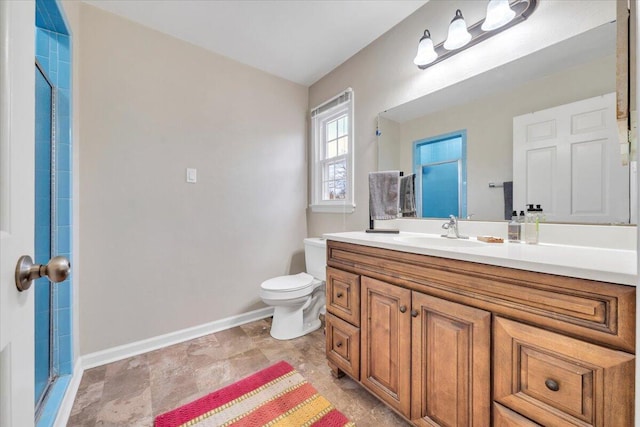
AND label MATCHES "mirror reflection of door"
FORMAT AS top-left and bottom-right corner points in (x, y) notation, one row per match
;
(513, 93), (629, 223)
(413, 130), (467, 218)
